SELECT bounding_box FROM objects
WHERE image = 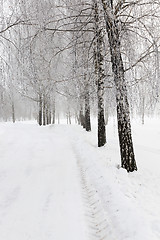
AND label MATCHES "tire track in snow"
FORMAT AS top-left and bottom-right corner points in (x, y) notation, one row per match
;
(67, 125), (117, 240)
(72, 145), (116, 240)
(77, 161), (108, 240)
